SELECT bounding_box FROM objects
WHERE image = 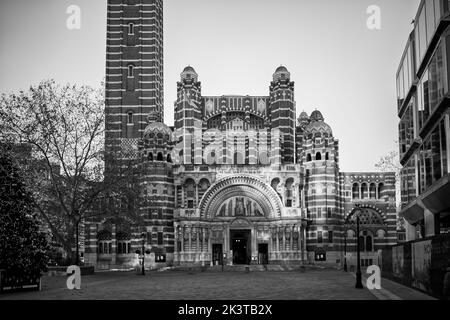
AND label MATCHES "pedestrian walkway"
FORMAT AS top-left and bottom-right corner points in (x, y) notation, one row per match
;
(0, 269), (436, 300)
(352, 272), (436, 300)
